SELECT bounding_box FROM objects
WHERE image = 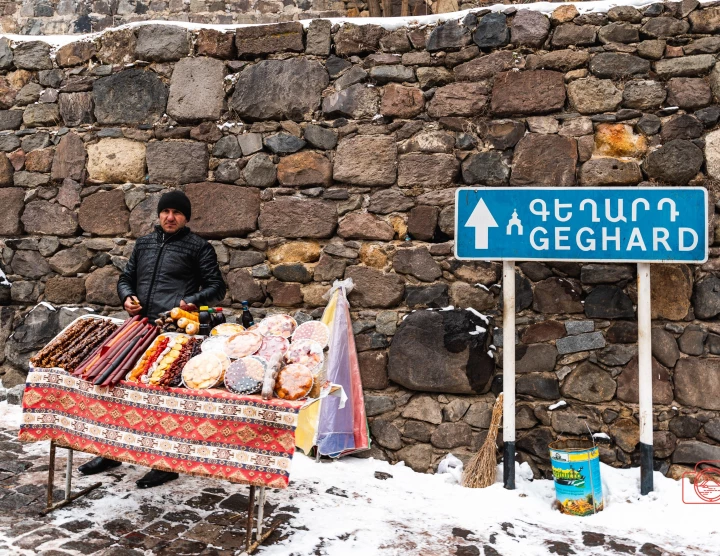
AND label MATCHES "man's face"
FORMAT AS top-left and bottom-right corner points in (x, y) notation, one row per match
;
(159, 208), (187, 234)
